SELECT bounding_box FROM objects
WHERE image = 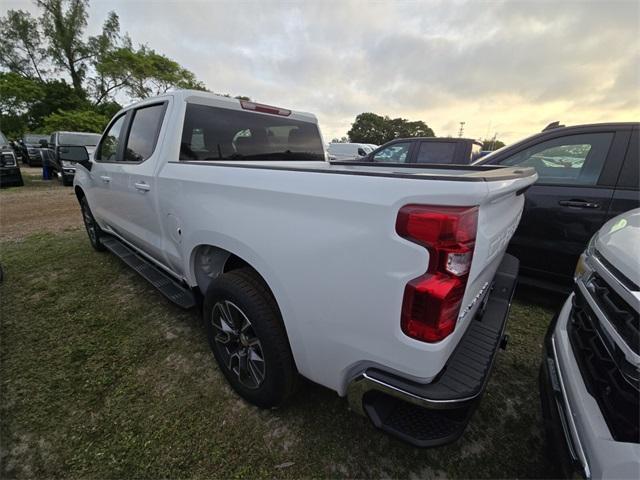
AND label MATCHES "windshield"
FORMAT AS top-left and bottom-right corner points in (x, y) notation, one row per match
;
(24, 134), (48, 144)
(0, 132), (7, 146)
(472, 145), (508, 164)
(180, 103), (325, 161)
(59, 133), (101, 146)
